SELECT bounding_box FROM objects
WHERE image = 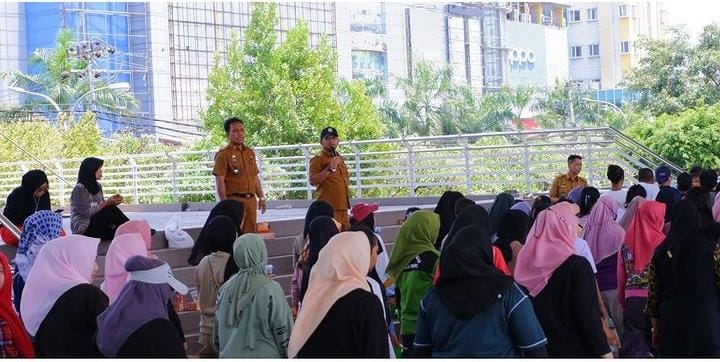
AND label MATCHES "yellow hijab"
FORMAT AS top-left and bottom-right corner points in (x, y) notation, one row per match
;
(287, 231), (371, 357)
